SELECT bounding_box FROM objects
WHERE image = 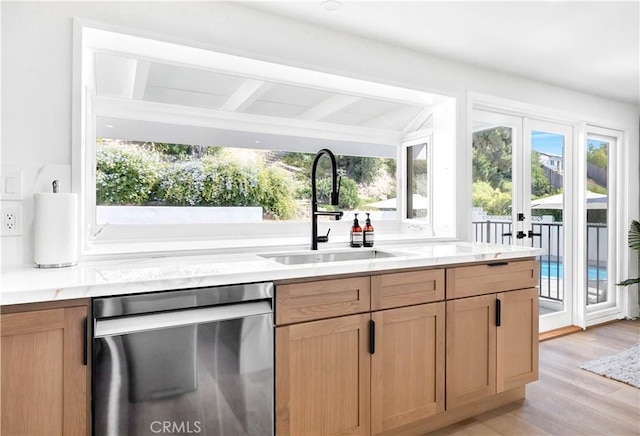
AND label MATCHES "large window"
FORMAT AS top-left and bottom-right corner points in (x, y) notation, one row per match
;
(95, 138), (397, 225)
(76, 24), (455, 254)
